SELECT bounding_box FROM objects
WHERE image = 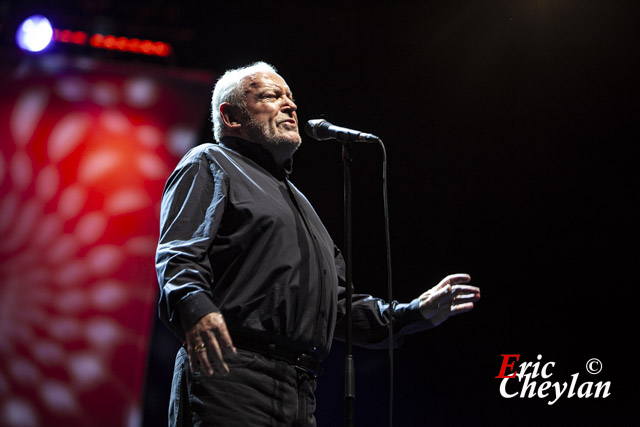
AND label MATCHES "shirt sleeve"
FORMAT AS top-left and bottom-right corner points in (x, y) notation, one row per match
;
(333, 247), (434, 348)
(155, 149), (228, 340)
